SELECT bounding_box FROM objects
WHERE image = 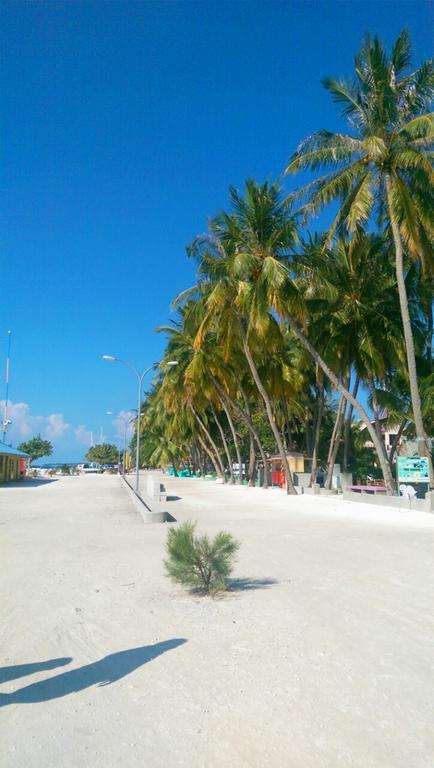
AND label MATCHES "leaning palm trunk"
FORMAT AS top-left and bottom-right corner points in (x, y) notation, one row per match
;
(286, 316), (395, 494)
(428, 302), (433, 374)
(211, 405), (235, 483)
(213, 377), (269, 489)
(325, 385), (347, 490)
(239, 321), (296, 495)
(190, 405), (226, 481)
(248, 433), (256, 486)
(368, 378), (386, 456)
(218, 395), (243, 486)
(309, 367), (324, 486)
(343, 376), (359, 472)
(281, 394), (293, 450)
(385, 175), (434, 486)
(196, 433), (221, 478)
(389, 419), (408, 471)
(238, 382), (269, 489)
